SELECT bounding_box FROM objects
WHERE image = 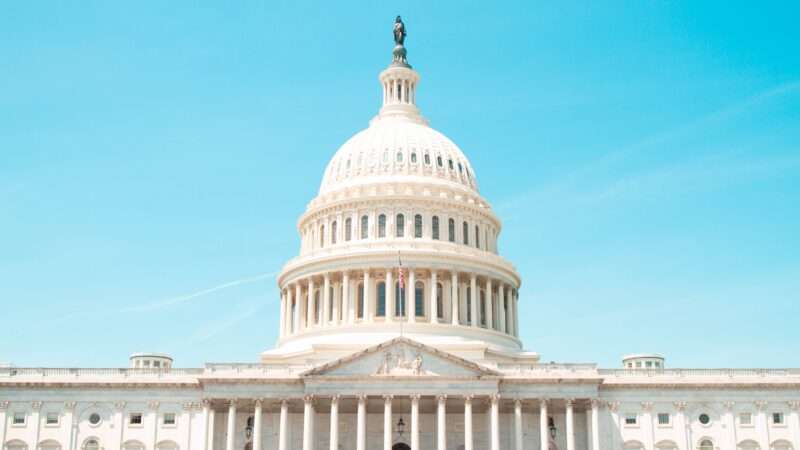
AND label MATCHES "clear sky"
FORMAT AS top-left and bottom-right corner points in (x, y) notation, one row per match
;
(2, 1), (799, 368)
